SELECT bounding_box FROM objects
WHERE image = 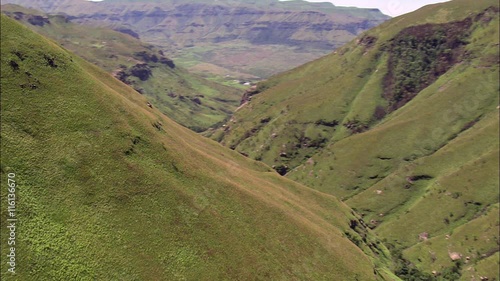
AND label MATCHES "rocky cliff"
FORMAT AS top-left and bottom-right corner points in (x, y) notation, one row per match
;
(76, 2), (385, 49)
(1, 0), (387, 47)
